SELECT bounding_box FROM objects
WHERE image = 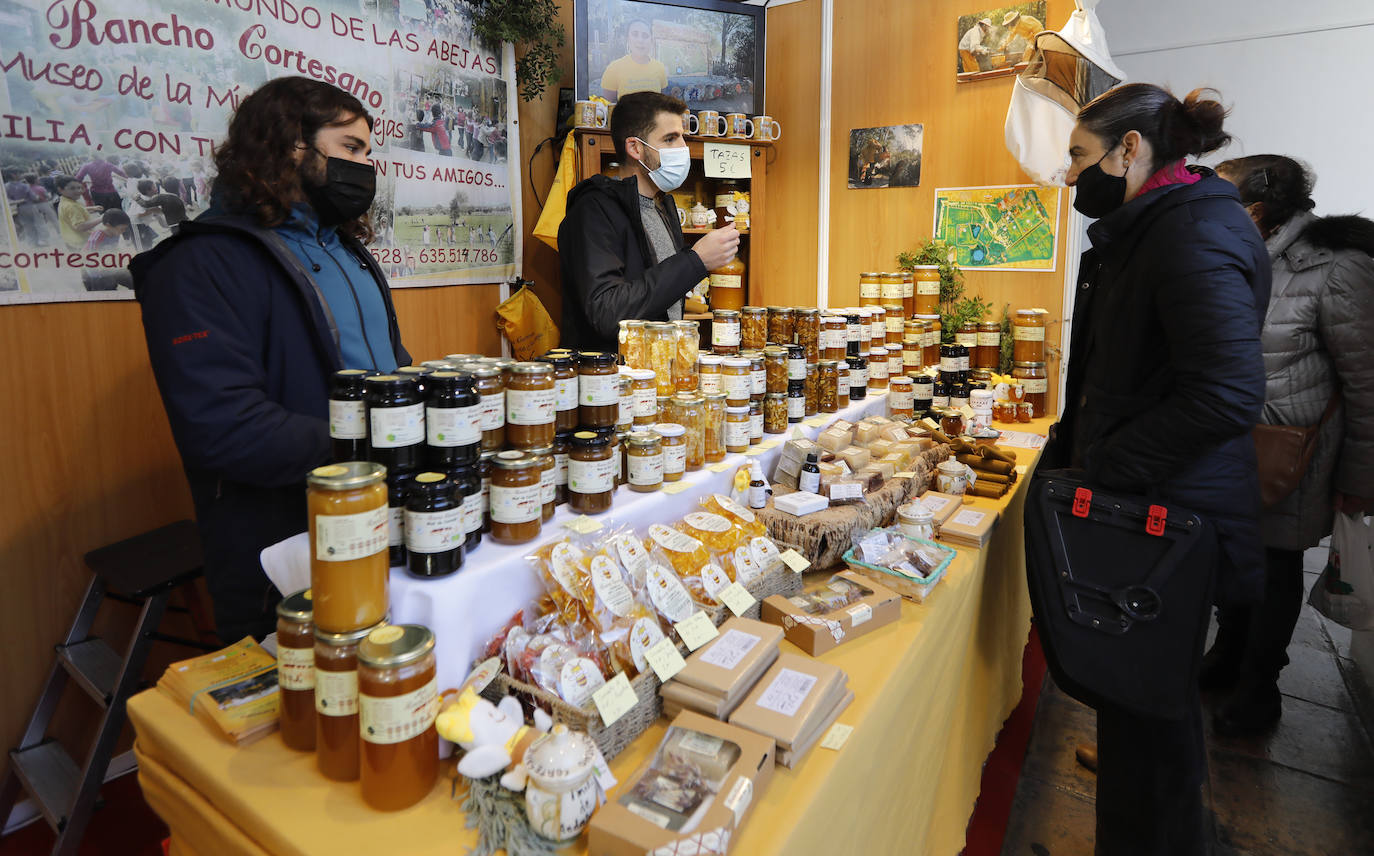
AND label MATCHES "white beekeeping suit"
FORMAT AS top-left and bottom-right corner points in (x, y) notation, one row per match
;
(1005, 0), (1127, 186)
